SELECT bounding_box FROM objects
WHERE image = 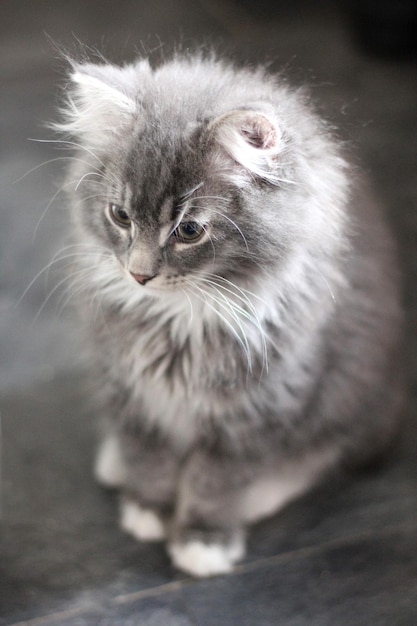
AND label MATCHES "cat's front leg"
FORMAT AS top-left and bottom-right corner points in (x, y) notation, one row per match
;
(94, 432), (128, 489)
(120, 496), (167, 542)
(96, 427), (182, 543)
(168, 443), (340, 577)
(168, 449), (253, 577)
(120, 429), (184, 543)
